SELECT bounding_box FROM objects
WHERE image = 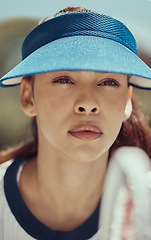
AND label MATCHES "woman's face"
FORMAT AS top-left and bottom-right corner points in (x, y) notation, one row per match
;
(21, 71), (131, 162)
